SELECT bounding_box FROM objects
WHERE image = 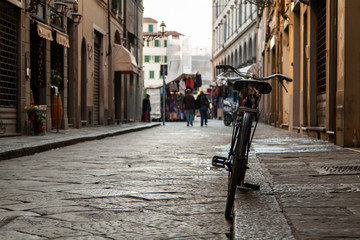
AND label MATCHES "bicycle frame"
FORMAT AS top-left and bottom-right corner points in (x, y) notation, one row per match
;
(212, 64), (292, 219)
(226, 94), (262, 173)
